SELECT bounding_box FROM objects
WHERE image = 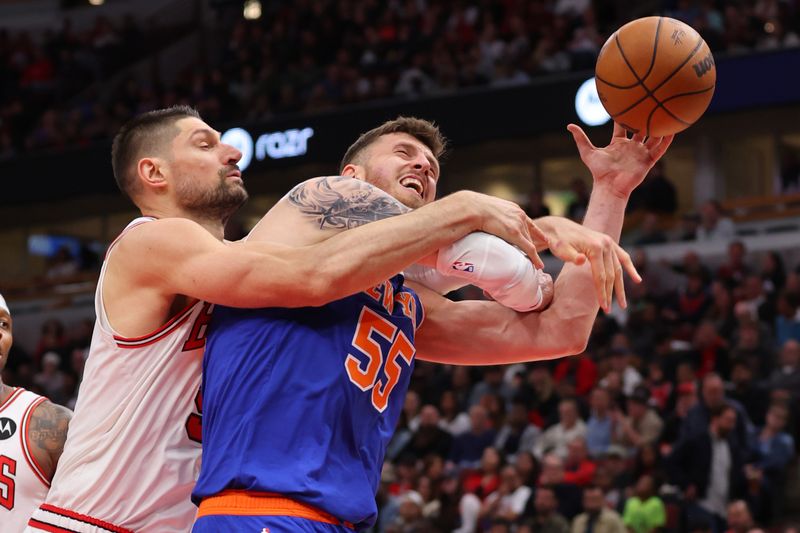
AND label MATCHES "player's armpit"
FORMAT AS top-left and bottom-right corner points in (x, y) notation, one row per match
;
(28, 401), (72, 480)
